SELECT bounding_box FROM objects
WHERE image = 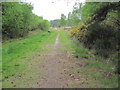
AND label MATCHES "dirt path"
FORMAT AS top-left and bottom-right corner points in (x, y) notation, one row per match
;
(33, 34), (68, 88)
(43, 34), (63, 88)
(32, 33), (91, 88)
